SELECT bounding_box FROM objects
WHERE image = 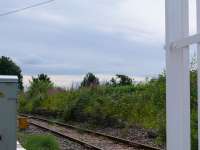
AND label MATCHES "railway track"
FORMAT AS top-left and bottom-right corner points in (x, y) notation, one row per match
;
(19, 114), (161, 150)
